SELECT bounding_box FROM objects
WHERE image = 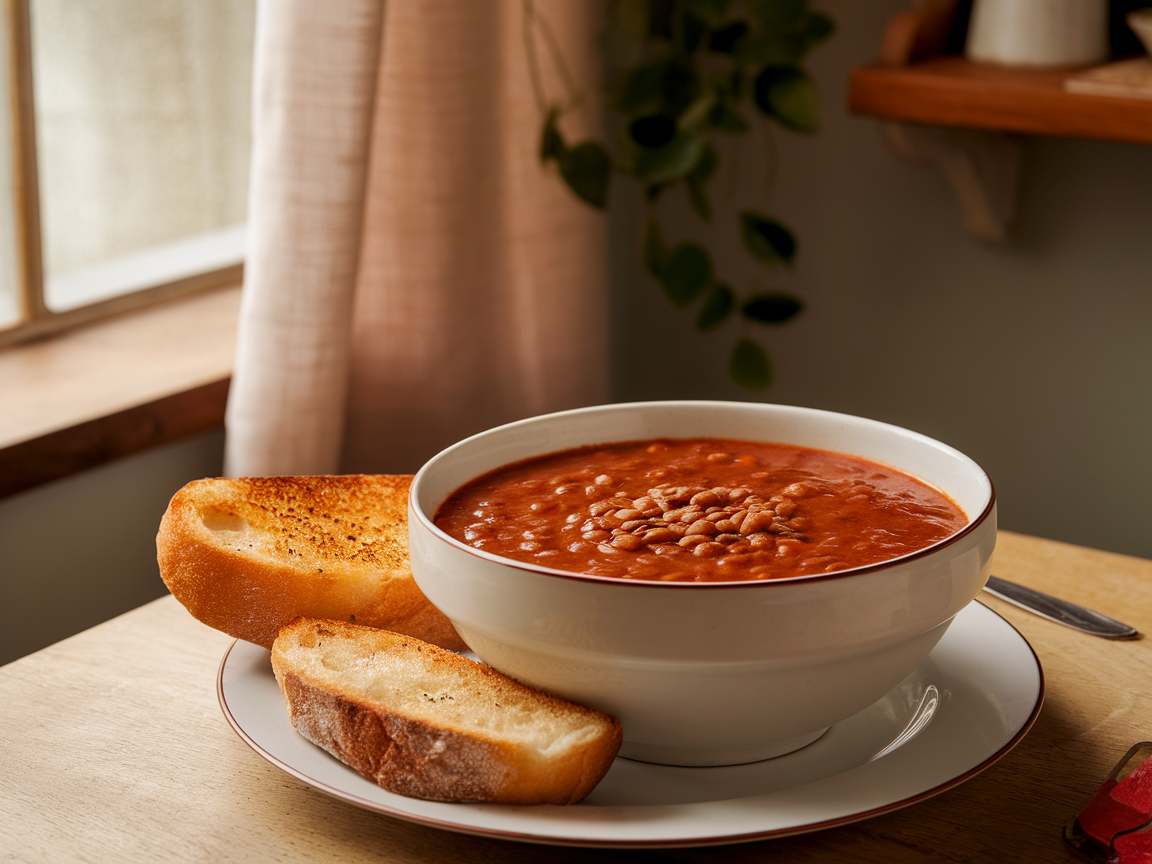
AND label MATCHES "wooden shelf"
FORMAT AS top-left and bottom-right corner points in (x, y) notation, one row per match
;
(0, 284), (239, 497)
(850, 55), (1152, 146)
(847, 1), (1152, 240)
